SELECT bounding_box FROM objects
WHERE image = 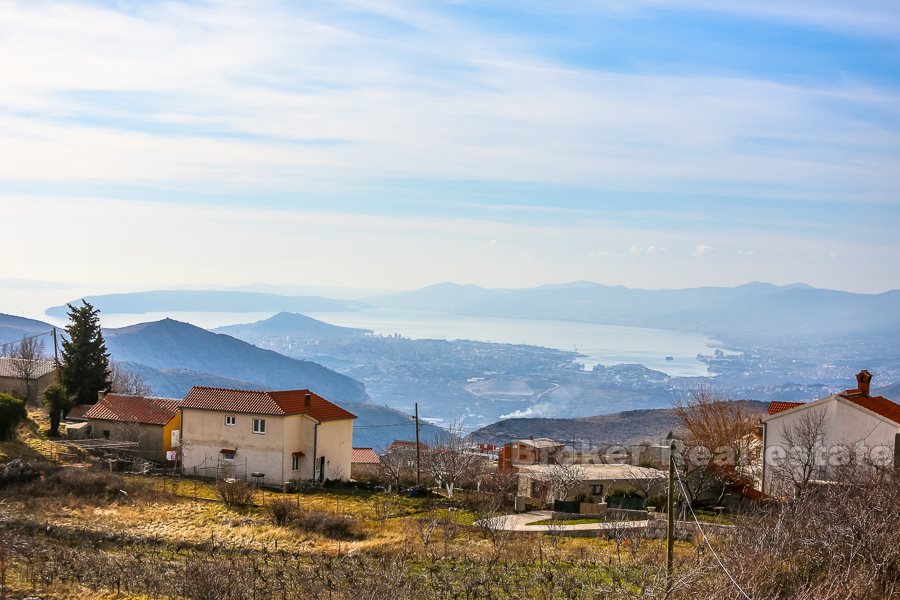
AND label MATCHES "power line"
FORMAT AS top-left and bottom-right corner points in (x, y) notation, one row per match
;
(672, 465), (752, 600)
